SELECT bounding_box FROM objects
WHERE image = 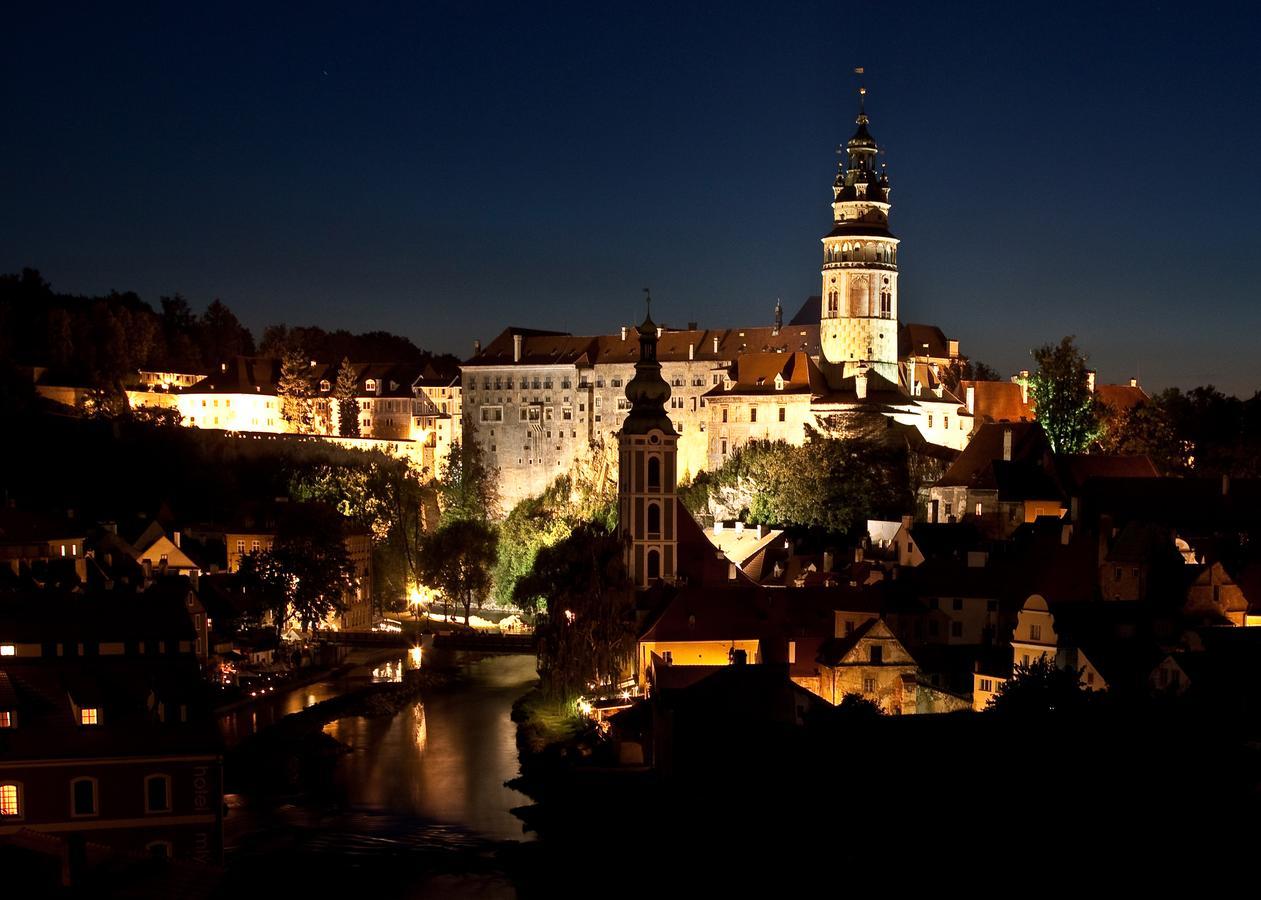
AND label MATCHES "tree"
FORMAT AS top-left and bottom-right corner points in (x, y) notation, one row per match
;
(199, 299), (255, 365)
(516, 523), (633, 698)
(333, 357), (360, 437)
(942, 357), (1002, 395)
(1098, 400), (1187, 474)
(237, 504), (357, 634)
(436, 439), (500, 523)
(277, 347), (314, 432)
(987, 657), (1092, 716)
(417, 518), (498, 625)
(1029, 336), (1101, 454)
